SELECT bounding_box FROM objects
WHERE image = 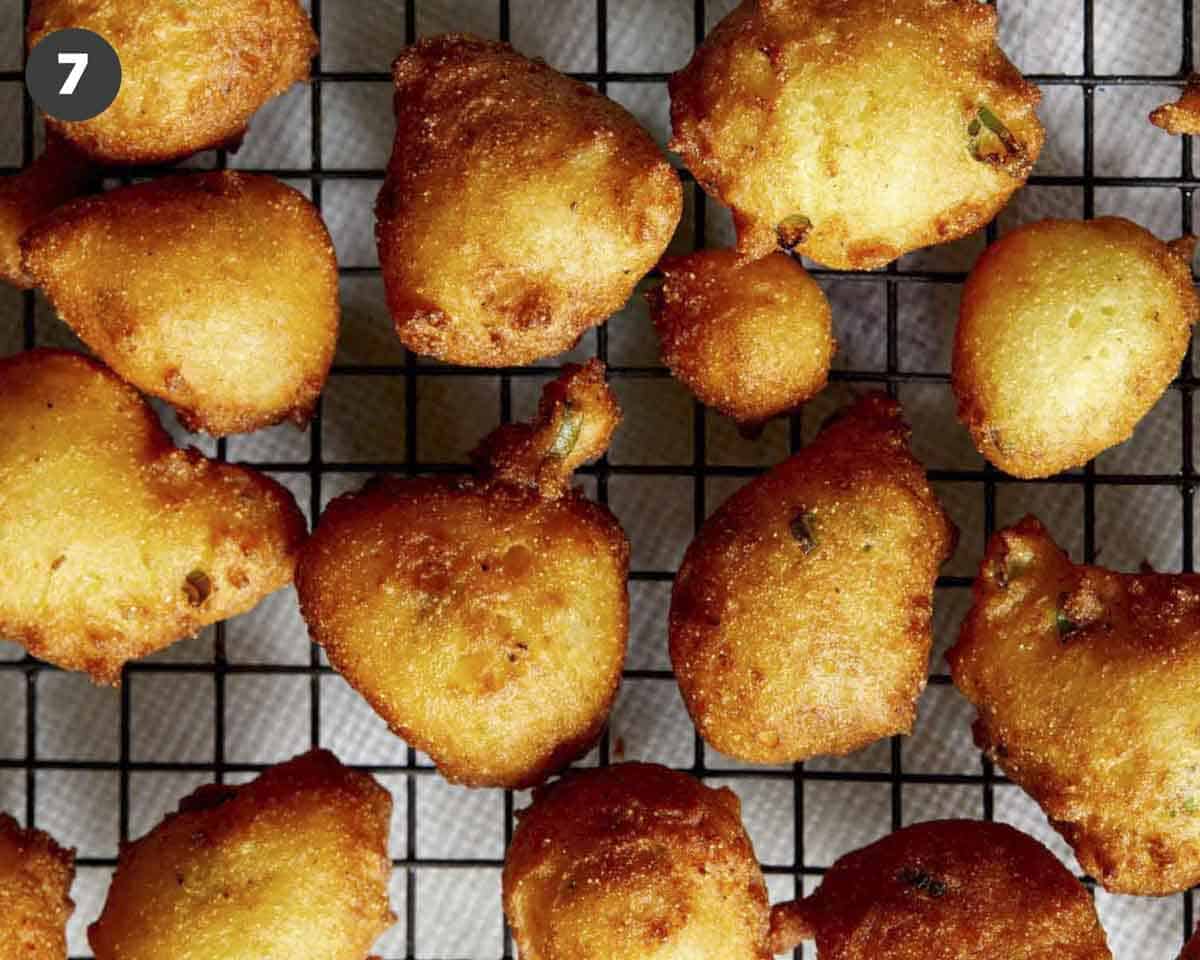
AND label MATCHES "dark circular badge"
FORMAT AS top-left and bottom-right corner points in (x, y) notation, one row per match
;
(25, 28), (122, 123)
